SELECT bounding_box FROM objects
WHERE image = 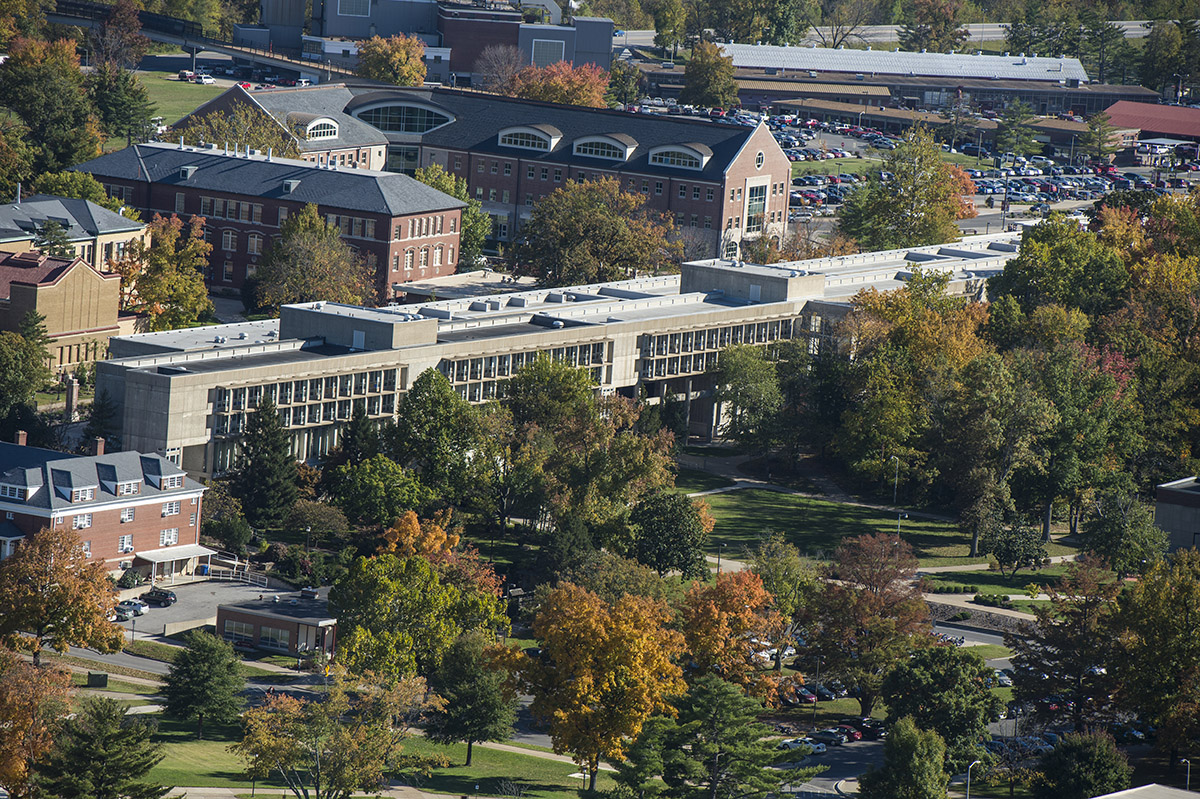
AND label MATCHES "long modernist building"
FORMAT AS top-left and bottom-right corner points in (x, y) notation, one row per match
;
(173, 83), (794, 258)
(74, 142), (466, 299)
(95, 234), (1021, 478)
